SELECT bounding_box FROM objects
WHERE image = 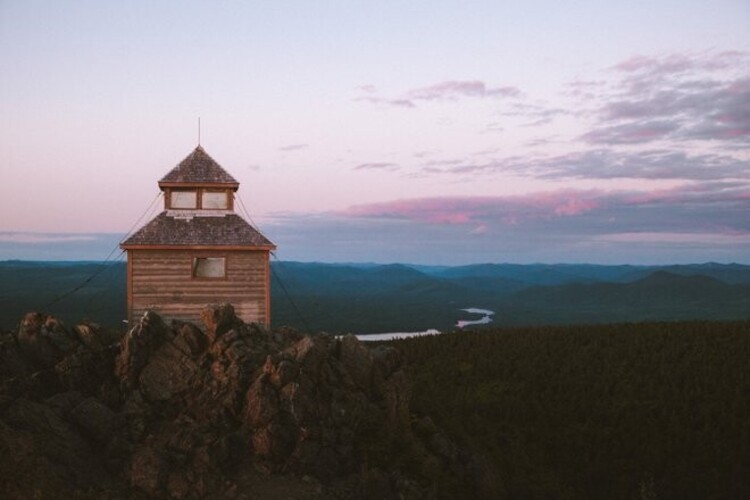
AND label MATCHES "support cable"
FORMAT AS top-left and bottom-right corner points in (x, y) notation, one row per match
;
(40, 251), (125, 310)
(234, 192), (313, 332)
(234, 193), (261, 231)
(120, 192), (163, 243)
(39, 192), (163, 311)
(270, 251), (313, 333)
